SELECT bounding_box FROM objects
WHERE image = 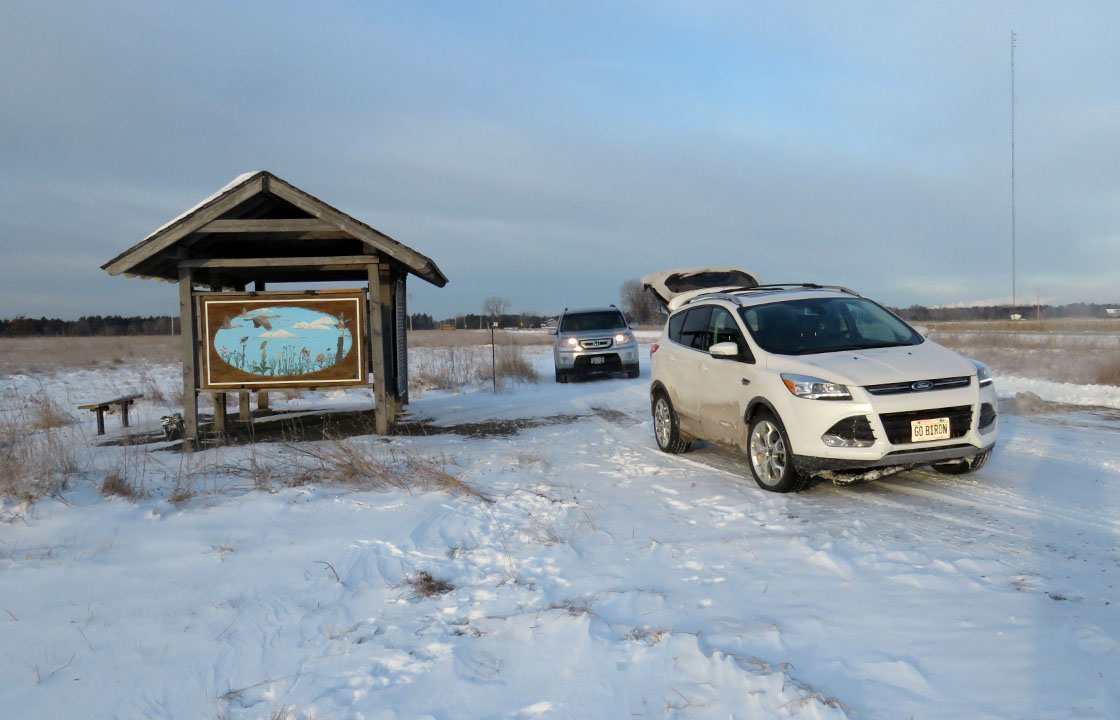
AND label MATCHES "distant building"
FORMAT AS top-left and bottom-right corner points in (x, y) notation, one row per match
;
(1106, 308), (1119, 316)
(1010, 313), (1023, 321)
